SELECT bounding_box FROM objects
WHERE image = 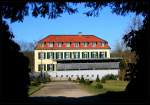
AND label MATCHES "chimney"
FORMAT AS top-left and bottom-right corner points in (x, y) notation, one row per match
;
(78, 32), (82, 36)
